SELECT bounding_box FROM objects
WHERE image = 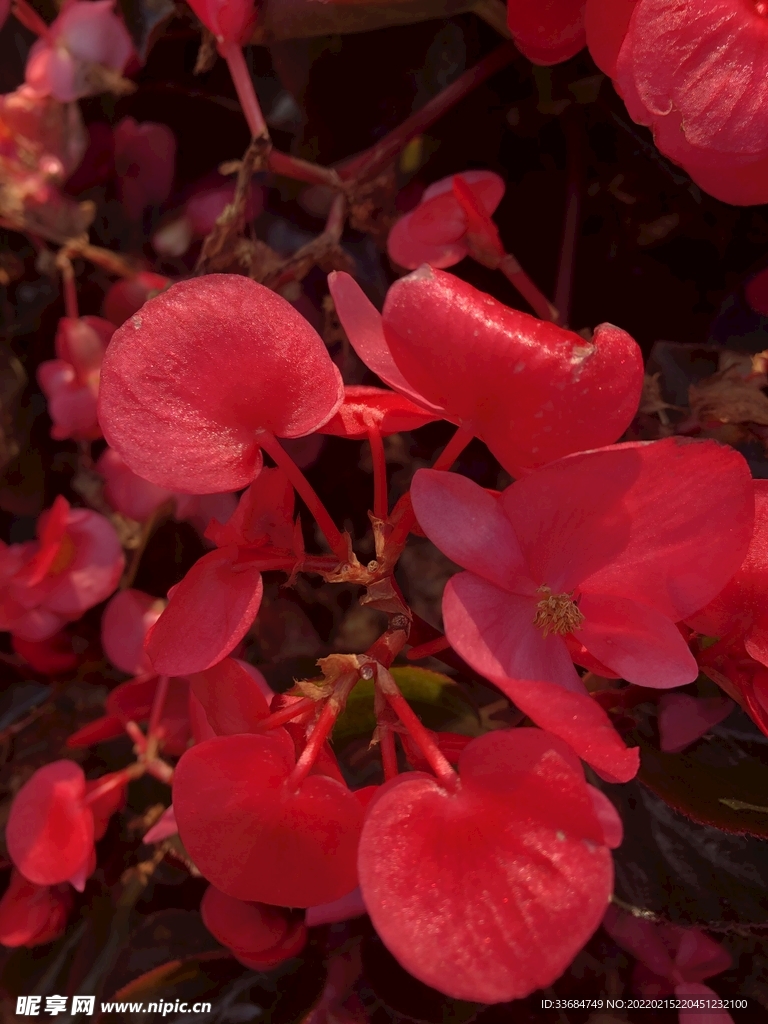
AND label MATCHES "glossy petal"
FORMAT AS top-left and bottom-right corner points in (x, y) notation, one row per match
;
(146, 548), (264, 675)
(327, 272), (442, 412)
(174, 734), (363, 906)
(98, 275), (343, 492)
(358, 730), (612, 1003)
(382, 267), (643, 474)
